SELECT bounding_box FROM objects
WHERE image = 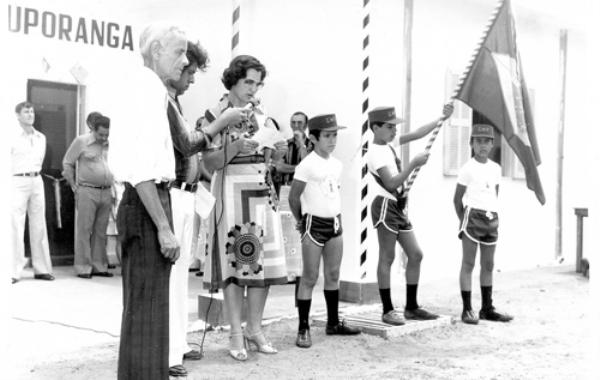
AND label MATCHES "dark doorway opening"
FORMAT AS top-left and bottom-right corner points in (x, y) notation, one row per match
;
(27, 79), (79, 265)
